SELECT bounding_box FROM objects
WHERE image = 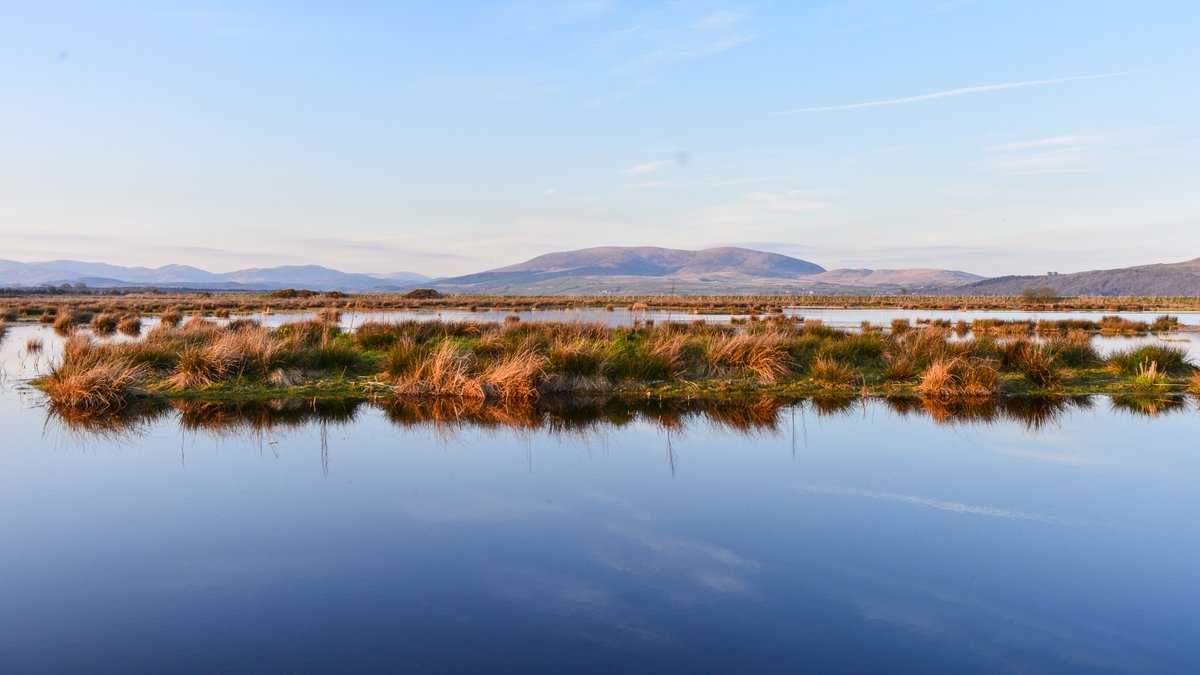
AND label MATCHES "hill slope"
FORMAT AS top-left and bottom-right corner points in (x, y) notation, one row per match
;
(966, 258), (1200, 296)
(0, 260), (428, 291)
(437, 246), (828, 293)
